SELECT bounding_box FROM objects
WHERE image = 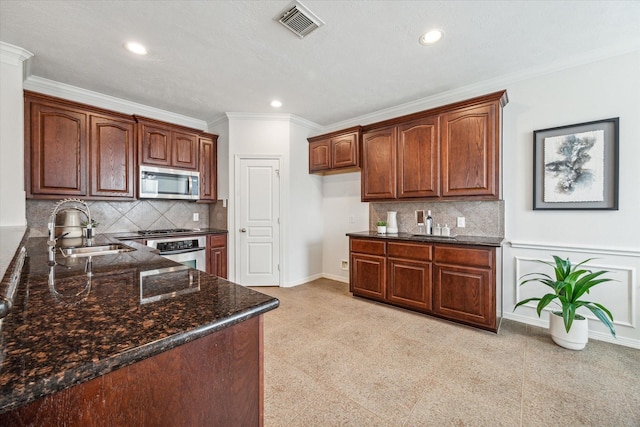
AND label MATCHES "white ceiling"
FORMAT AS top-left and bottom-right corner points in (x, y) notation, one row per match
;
(1, 1), (639, 127)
